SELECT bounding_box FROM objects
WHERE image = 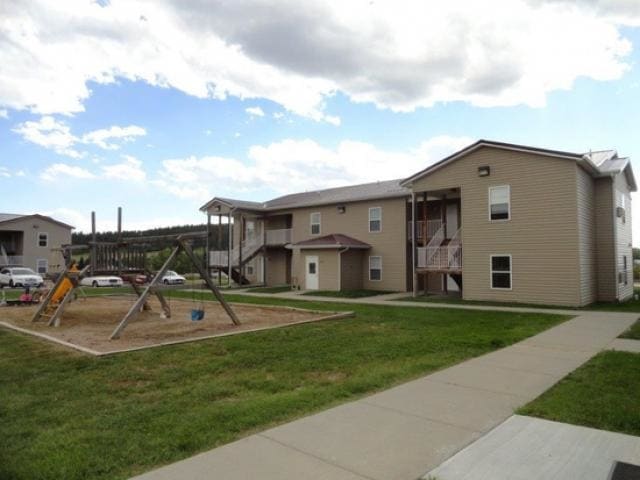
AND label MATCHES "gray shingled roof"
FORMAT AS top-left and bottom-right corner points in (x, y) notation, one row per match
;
(201, 179), (409, 212)
(0, 213), (74, 229)
(0, 213), (25, 224)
